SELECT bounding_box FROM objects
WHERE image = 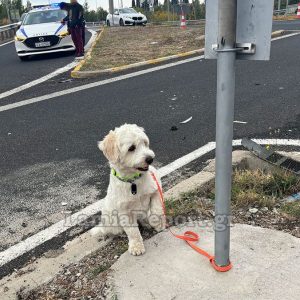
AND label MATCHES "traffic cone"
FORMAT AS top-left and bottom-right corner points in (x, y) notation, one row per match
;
(180, 13), (187, 29)
(297, 3), (300, 19)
